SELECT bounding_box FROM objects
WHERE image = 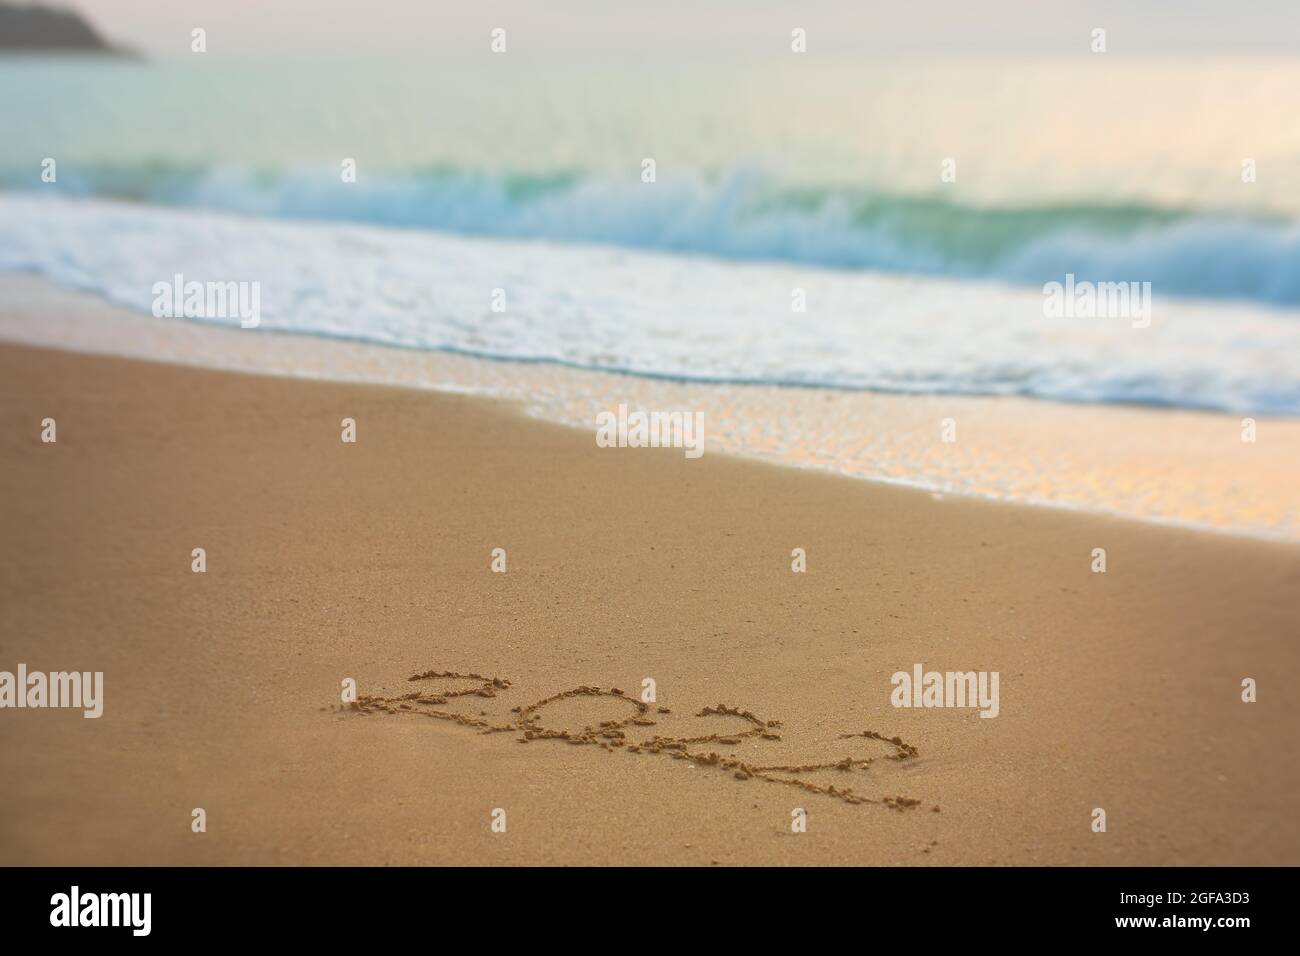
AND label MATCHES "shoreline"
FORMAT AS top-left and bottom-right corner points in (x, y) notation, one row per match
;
(1, 339), (1297, 865)
(2, 274), (1298, 542)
